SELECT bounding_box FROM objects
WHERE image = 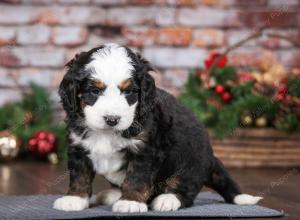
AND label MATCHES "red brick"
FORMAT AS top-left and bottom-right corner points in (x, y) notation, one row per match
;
(0, 48), (20, 67)
(167, 0), (233, 6)
(239, 9), (298, 28)
(17, 25), (50, 45)
(122, 27), (157, 46)
(37, 6), (106, 25)
(52, 26), (88, 47)
(193, 29), (224, 48)
(156, 27), (192, 46)
(169, 0), (195, 5)
(201, 0), (218, 6)
(0, 5), (106, 25)
(0, 47), (65, 68)
(127, 0), (158, 4)
(234, 0), (267, 6)
(1, 0), (20, 4)
(0, 27), (16, 46)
